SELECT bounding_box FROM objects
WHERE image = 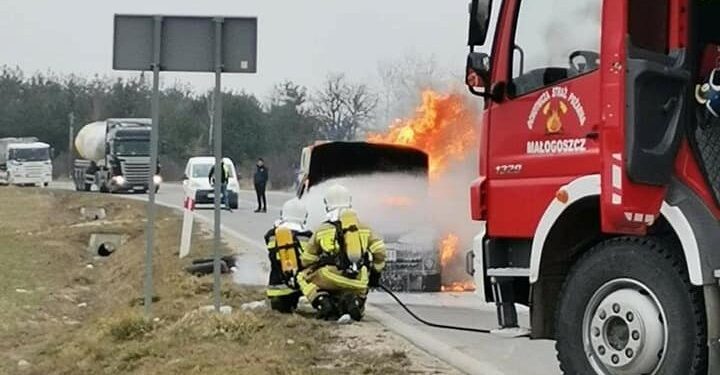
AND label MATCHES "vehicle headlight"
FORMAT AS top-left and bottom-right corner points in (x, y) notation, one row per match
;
(153, 175), (163, 185)
(113, 176), (126, 185)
